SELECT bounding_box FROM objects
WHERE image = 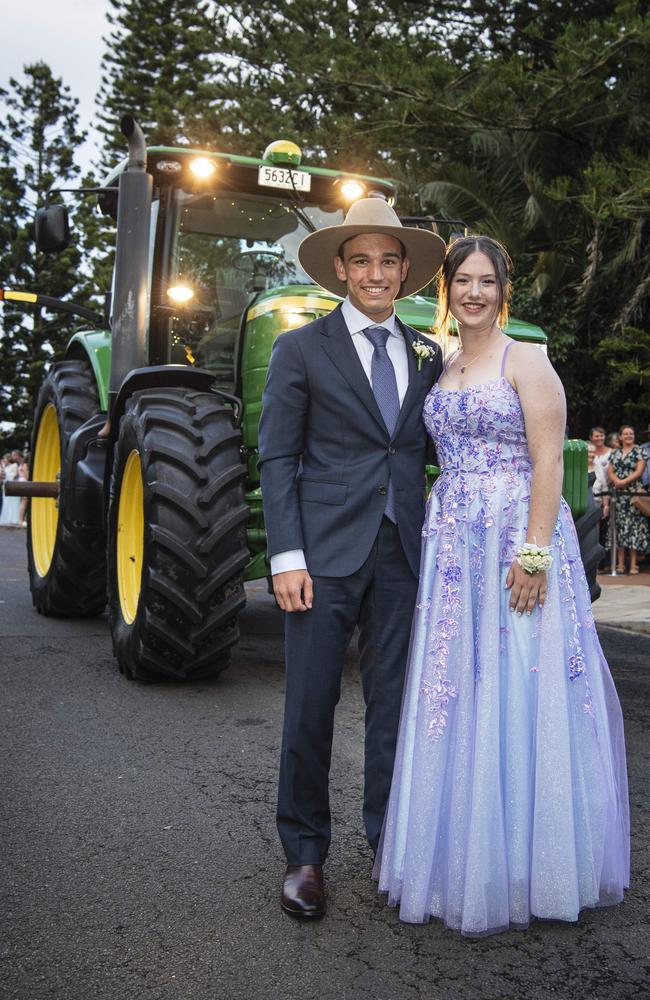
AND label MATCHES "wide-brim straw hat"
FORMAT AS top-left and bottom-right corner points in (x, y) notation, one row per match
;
(298, 198), (447, 299)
